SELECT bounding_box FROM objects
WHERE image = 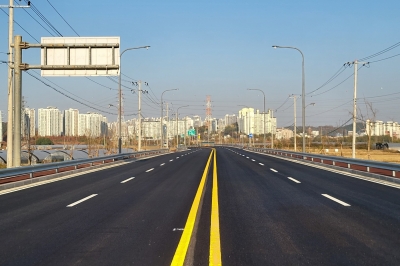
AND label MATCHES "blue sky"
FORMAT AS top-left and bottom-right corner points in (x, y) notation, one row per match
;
(1, 0), (399, 128)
